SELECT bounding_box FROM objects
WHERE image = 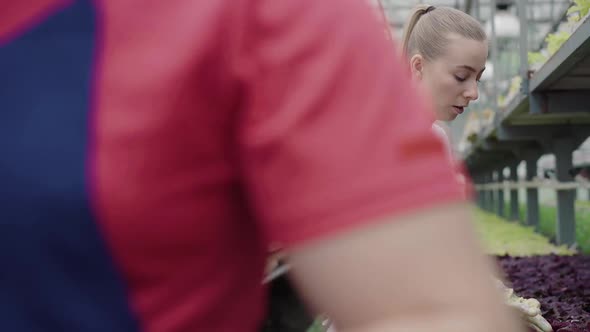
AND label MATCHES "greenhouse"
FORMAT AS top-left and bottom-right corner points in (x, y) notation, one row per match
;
(268, 1), (590, 331)
(2, 1), (590, 332)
